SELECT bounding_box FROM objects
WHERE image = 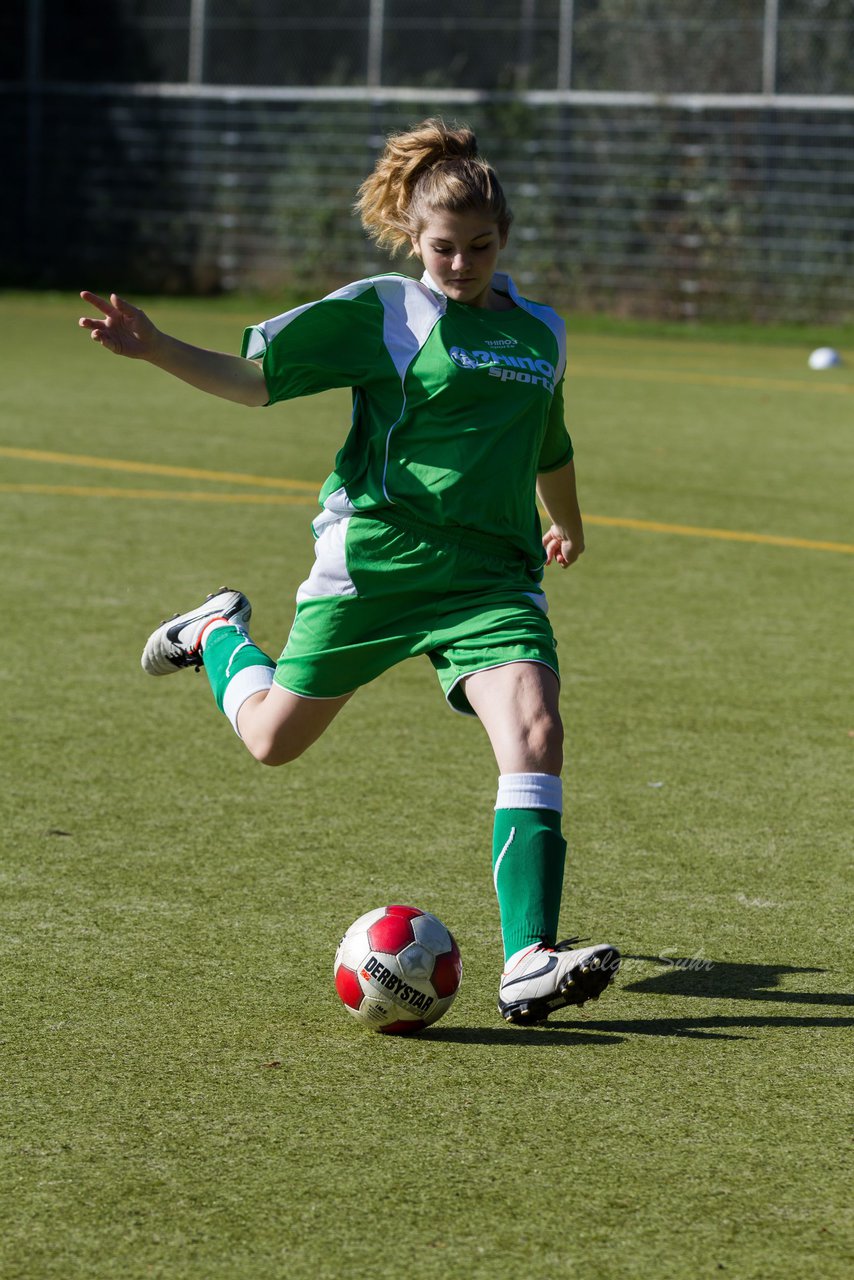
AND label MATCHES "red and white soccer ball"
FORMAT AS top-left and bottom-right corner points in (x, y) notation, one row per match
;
(334, 905), (462, 1034)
